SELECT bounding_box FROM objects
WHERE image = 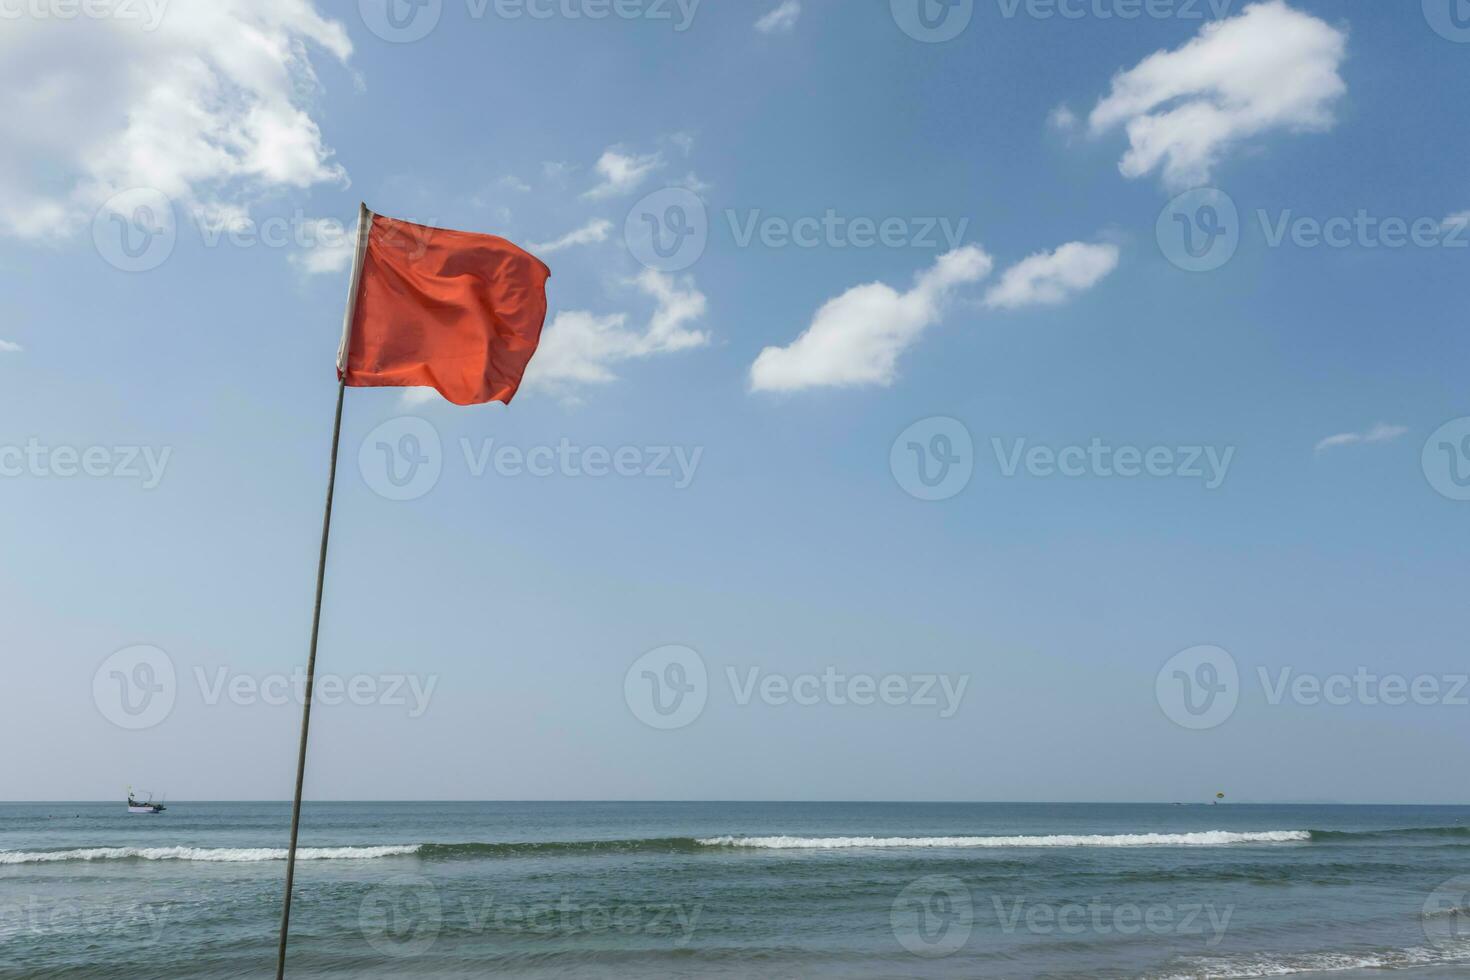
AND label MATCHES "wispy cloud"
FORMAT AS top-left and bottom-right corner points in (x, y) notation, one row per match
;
(749, 247), (993, 393)
(0, 339), (22, 353)
(528, 218), (613, 255)
(522, 269), (709, 394)
(1084, 1), (1347, 188)
(290, 217), (358, 276)
(583, 148), (664, 199)
(1314, 423), (1409, 454)
(1048, 104), (1079, 135)
(983, 242), (1120, 311)
(755, 0), (801, 33)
